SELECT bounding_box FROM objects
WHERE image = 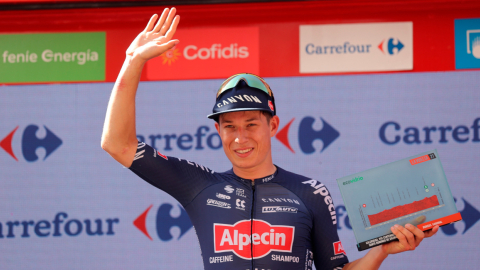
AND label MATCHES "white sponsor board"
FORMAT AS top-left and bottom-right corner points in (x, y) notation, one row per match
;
(300, 22), (413, 73)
